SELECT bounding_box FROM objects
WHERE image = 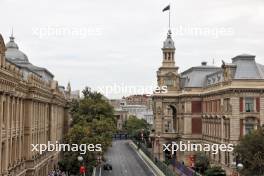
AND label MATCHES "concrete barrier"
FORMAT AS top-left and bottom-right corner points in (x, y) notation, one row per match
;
(129, 141), (166, 176)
